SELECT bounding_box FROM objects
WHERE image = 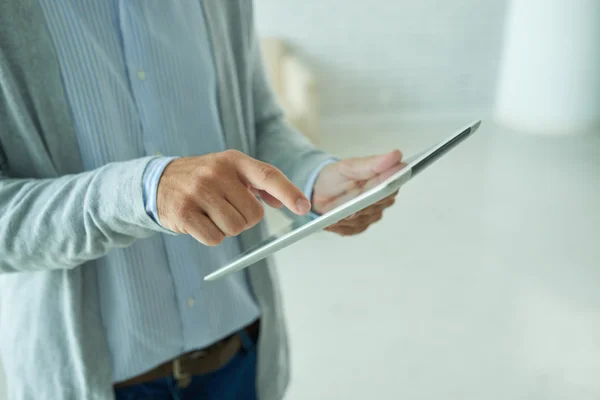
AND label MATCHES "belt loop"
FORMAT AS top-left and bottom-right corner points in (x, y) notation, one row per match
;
(238, 329), (254, 351)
